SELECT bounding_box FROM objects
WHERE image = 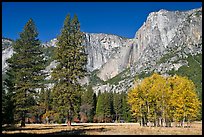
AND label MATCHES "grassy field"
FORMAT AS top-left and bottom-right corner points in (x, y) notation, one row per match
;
(2, 122), (202, 135)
